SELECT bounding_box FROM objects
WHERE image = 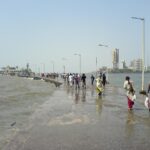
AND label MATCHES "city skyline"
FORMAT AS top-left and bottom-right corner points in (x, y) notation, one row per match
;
(0, 0), (150, 73)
